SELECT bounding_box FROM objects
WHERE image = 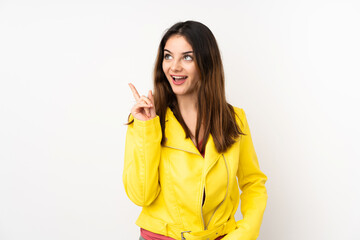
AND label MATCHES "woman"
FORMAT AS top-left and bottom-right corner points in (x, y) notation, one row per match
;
(123, 21), (267, 240)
